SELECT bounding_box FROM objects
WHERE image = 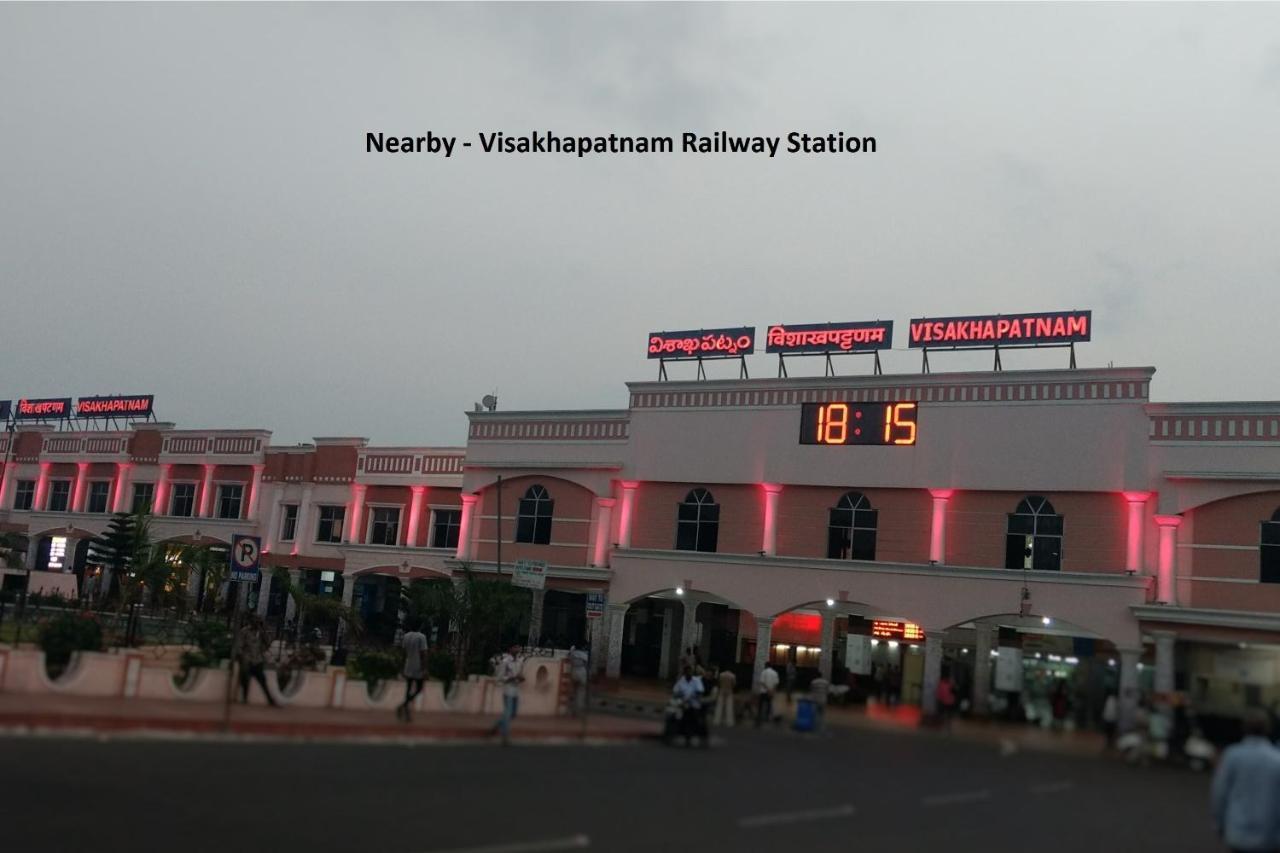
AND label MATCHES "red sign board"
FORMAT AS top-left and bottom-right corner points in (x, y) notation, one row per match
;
(75, 395), (154, 418)
(15, 397), (72, 420)
(870, 620), (925, 641)
(908, 310), (1090, 349)
(766, 321), (893, 353)
(647, 327), (755, 359)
